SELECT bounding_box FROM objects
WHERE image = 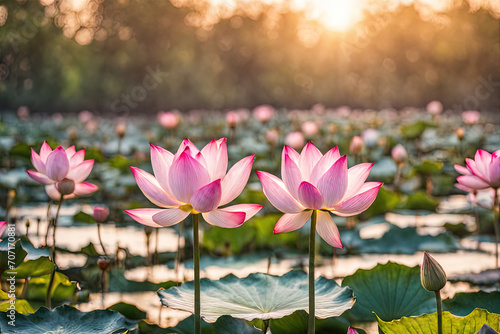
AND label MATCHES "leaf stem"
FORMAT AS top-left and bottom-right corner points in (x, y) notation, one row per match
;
(193, 213), (201, 334)
(308, 210), (318, 334)
(435, 290), (443, 334)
